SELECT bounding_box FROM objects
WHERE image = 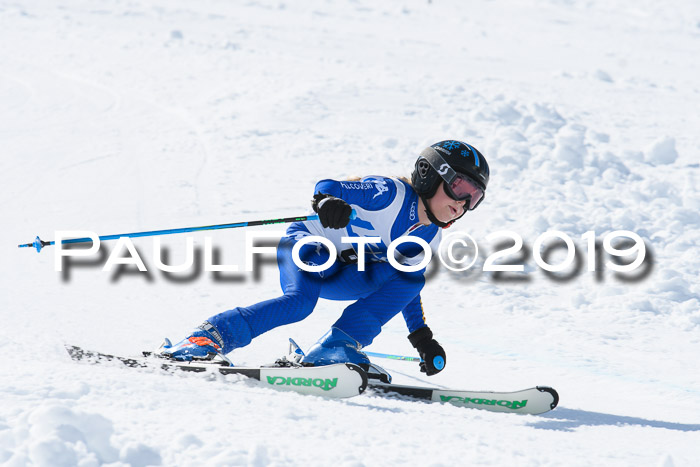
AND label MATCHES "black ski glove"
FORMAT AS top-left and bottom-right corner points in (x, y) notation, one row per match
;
(312, 193), (352, 229)
(408, 326), (446, 376)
